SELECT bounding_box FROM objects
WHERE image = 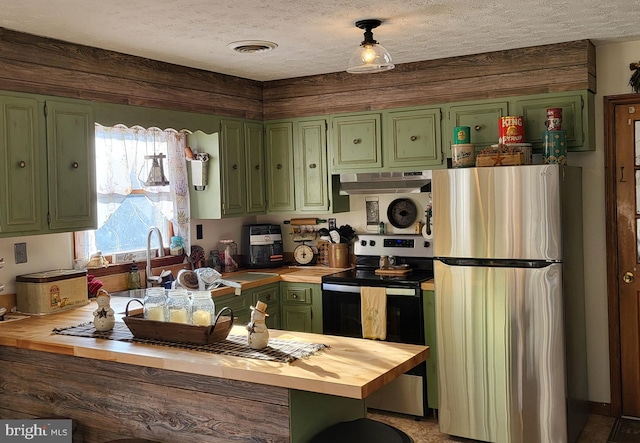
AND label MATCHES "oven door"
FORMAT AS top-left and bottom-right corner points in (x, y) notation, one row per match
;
(321, 282), (427, 417)
(321, 283), (424, 344)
